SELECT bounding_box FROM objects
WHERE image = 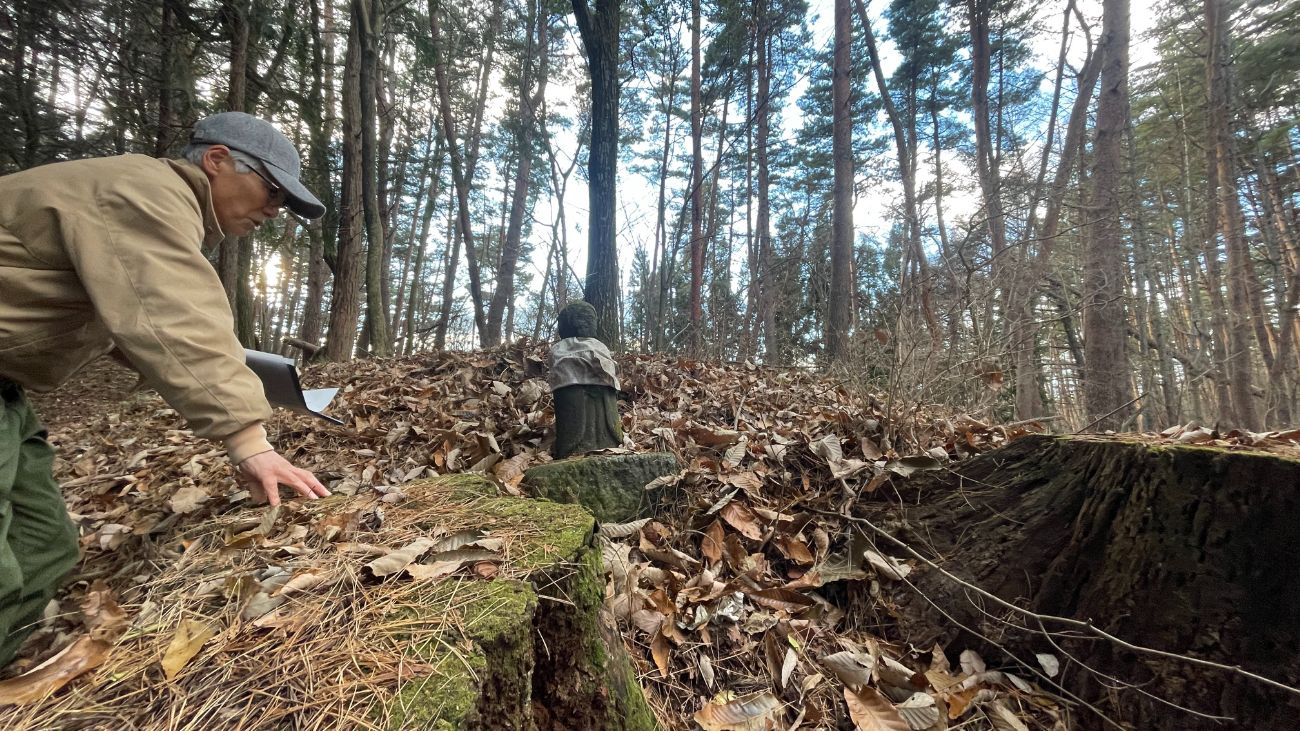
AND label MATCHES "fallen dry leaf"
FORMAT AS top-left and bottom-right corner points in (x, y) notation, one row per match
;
(780, 646), (797, 690)
(0, 636), (110, 705)
(168, 486), (208, 514)
(689, 426), (742, 447)
(599, 518), (651, 539)
(896, 692), (941, 730)
(366, 537), (437, 577)
(1035, 653), (1059, 678)
(273, 569), (329, 597)
(159, 619), (220, 680)
(720, 501), (763, 540)
(406, 561), (463, 582)
(631, 609), (665, 635)
(694, 691), (782, 731)
(748, 587), (815, 613)
(313, 511), (361, 541)
(776, 534), (815, 564)
(651, 628), (671, 678)
(701, 520), (725, 564)
(959, 649), (986, 676)
(407, 548), (501, 581)
(876, 655), (927, 690)
(699, 652), (716, 689)
(844, 686), (910, 731)
(986, 700), (1031, 731)
(493, 452), (532, 491)
(81, 581), (127, 642)
(885, 456), (944, 477)
(821, 651), (875, 687)
(864, 550), (911, 581)
(811, 433), (844, 465)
